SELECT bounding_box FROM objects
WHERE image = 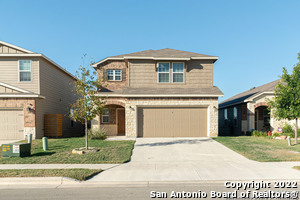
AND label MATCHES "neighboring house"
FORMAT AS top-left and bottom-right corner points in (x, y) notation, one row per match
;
(91, 48), (223, 137)
(219, 79), (299, 136)
(0, 40), (82, 139)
